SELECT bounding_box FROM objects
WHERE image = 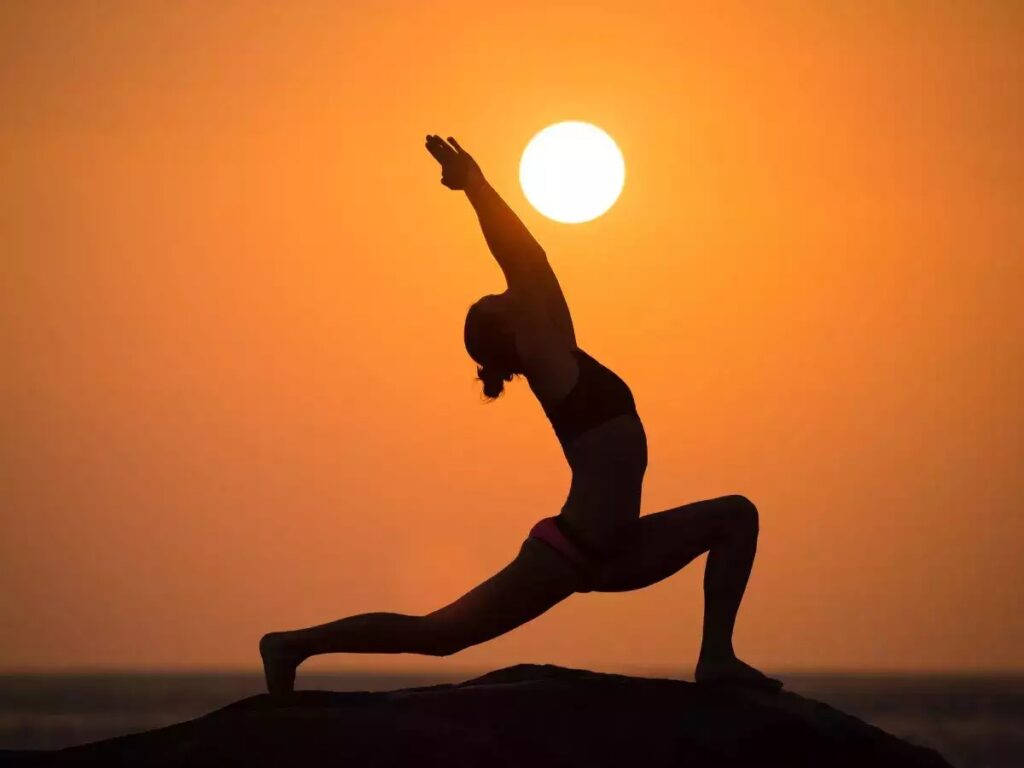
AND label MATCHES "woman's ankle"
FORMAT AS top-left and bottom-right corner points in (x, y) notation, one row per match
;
(697, 642), (735, 664)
